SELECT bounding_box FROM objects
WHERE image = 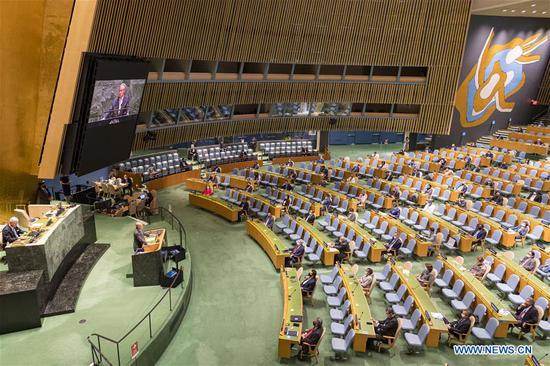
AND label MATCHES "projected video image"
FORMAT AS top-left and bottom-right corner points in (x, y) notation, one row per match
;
(88, 79), (145, 123)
